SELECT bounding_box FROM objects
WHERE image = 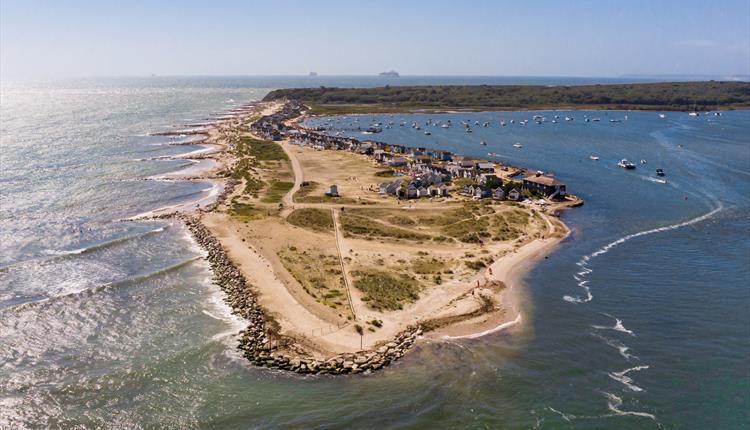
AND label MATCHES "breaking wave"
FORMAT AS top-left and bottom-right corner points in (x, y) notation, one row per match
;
(564, 202), (723, 304)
